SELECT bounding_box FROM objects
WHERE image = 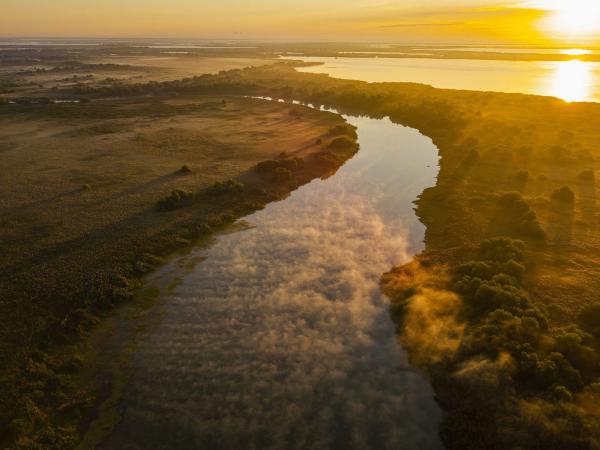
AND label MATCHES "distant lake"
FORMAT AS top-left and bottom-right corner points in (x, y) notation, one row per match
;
(283, 56), (600, 103)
